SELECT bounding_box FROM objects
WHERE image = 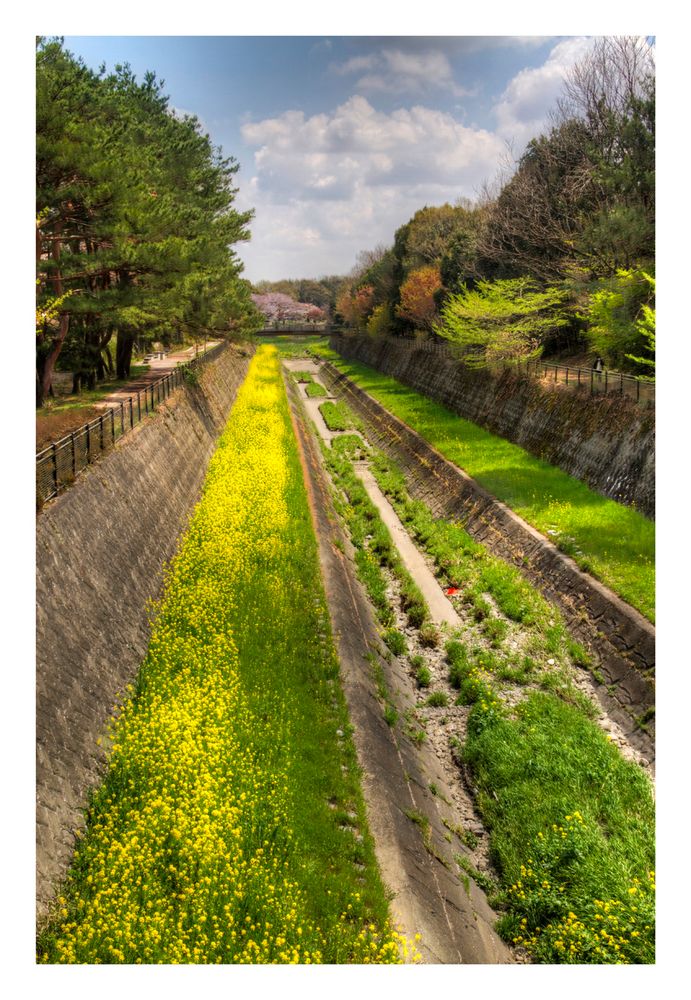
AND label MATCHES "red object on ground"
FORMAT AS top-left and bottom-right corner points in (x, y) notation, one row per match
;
(445, 586), (460, 596)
